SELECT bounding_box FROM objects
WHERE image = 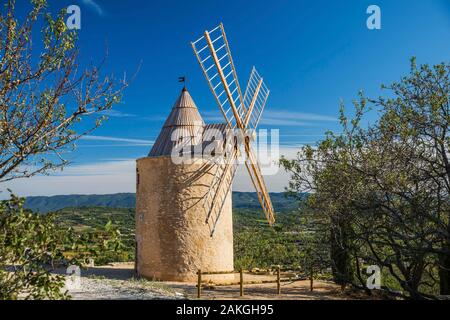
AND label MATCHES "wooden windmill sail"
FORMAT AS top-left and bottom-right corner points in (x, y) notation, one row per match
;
(191, 23), (275, 235)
